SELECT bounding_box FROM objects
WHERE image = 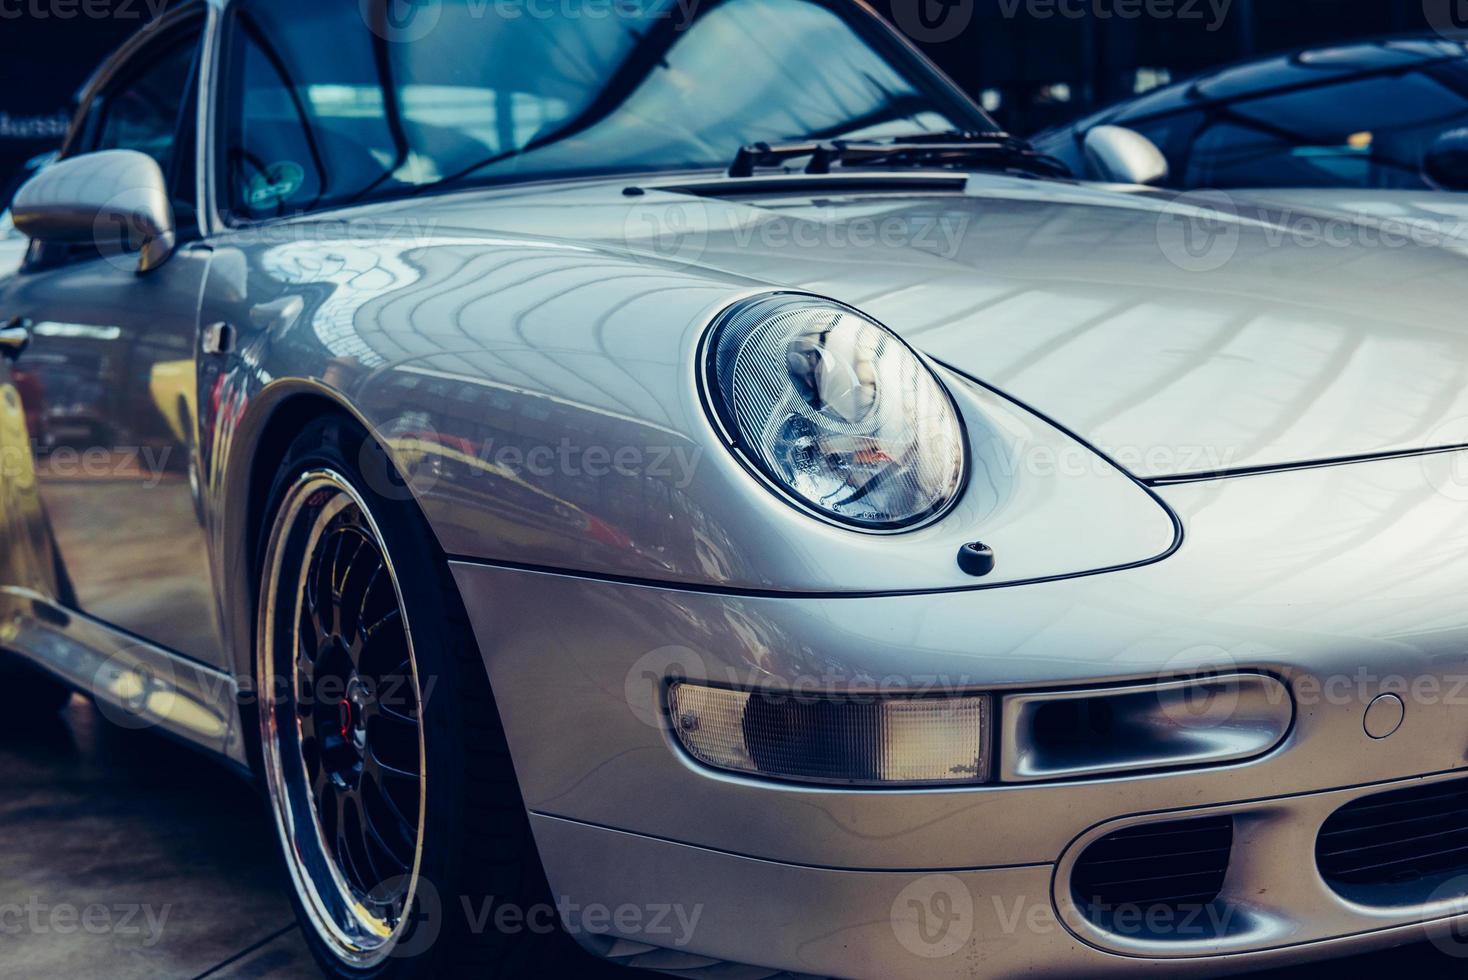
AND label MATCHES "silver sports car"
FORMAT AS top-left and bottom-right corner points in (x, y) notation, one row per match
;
(3, 1), (1468, 978)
